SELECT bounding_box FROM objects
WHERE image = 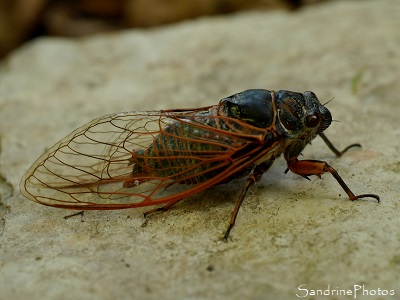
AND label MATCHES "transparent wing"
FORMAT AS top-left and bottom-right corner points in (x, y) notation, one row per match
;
(20, 109), (269, 209)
